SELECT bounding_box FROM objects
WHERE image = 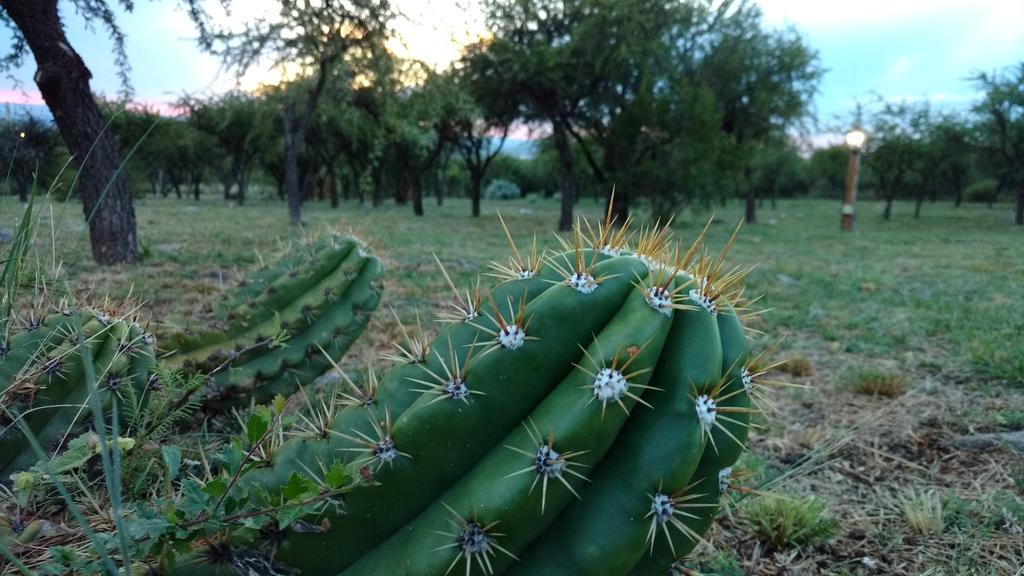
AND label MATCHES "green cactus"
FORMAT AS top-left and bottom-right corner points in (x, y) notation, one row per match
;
(0, 307), (156, 479)
(160, 231), (384, 410)
(169, 217), (769, 576)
